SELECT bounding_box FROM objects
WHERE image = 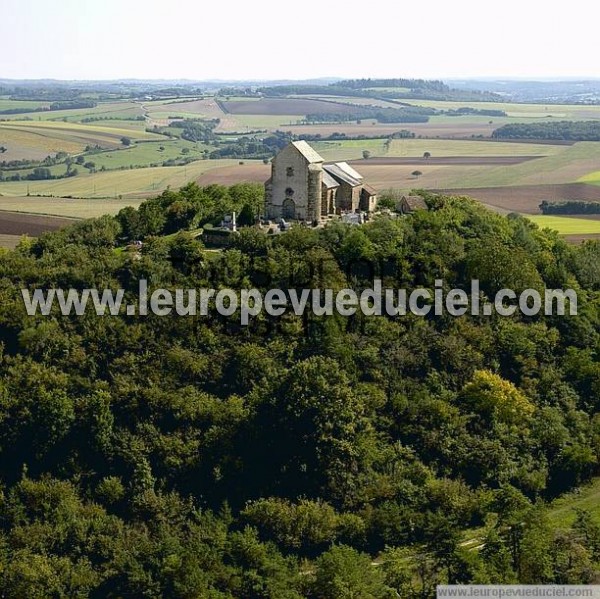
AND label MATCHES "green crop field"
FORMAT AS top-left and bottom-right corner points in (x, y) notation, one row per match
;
(0, 99), (50, 112)
(405, 99), (600, 120)
(0, 159), (246, 199)
(579, 169), (600, 185)
(78, 139), (212, 170)
(527, 215), (600, 235)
